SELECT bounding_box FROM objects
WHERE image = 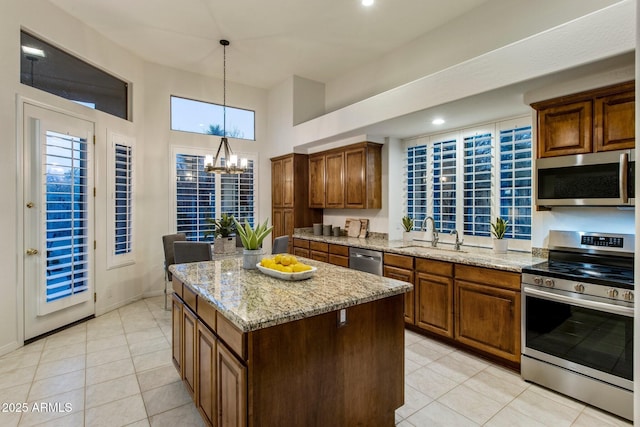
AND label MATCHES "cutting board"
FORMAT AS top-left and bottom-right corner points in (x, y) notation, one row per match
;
(345, 218), (361, 237)
(358, 219), (369, 238)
